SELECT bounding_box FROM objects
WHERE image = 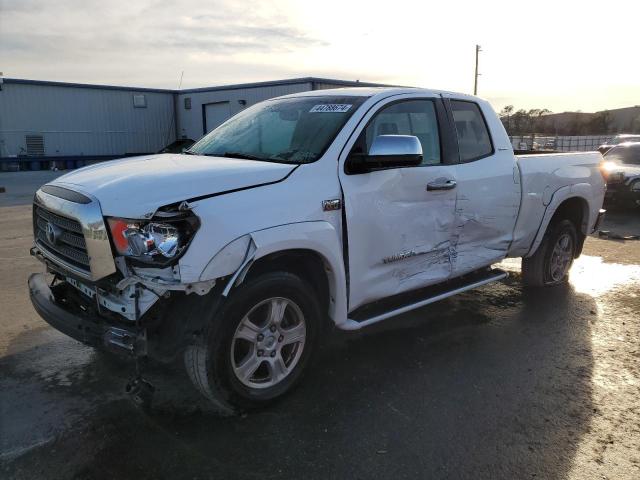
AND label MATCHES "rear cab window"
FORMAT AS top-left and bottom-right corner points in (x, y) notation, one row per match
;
(450, 100), (494, 162)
